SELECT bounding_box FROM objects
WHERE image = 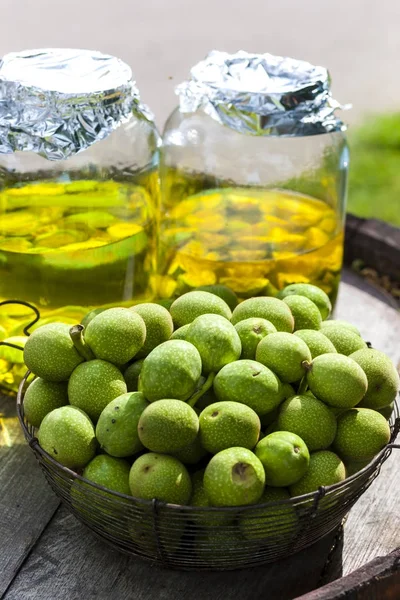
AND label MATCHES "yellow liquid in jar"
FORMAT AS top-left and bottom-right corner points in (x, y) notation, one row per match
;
(158, 186), (343, 302)
(0, 174), (158, 393)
